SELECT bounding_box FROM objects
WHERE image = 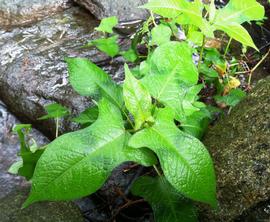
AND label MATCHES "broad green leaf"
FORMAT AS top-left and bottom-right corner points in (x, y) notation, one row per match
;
(213, 0), (265, 49)
(150, 24), (172, 46)
(38, 103), (69, 120)
(123, 65), (153, 130)
(214, 23), (258, 50)
(23, 99), (156, 208)
(129, 108), (217, 207)
(95, 16), (118, 34)
(214, 0), (265, 25)
(215, 88), (246, 107)
(142, 41), (199, 120)
(87, 35), (119, 57)
(132, 176), (197, 222)
(72, 106), (99, 125)
(141, 0), (203, 29)
(66, 58), (123, 109)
